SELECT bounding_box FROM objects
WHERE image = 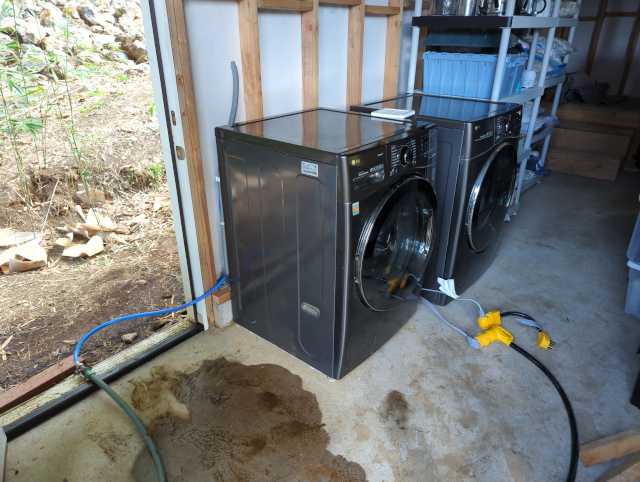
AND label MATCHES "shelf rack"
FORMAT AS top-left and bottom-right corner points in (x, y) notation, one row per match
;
(407, 0), (581, 217)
